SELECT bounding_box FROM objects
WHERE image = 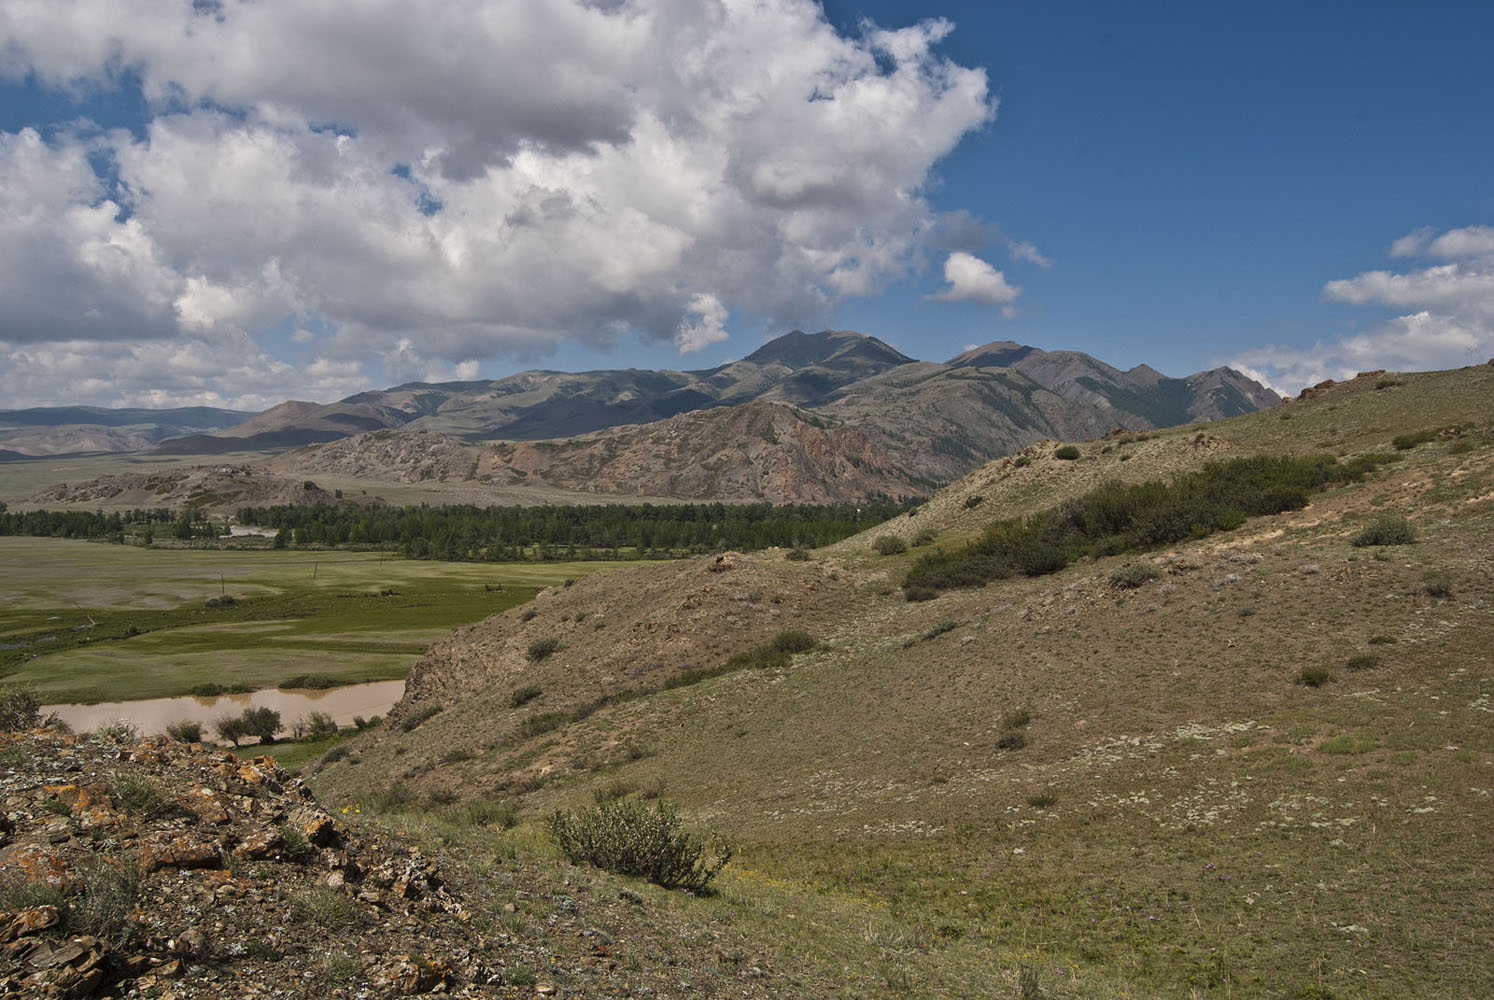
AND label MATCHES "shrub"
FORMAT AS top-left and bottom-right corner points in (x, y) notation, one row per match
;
(872, 535), (908, 556)
(321, 744), (351, 765)
(519, 608), (538, 622)
(1108, 562), (1161, 589)
(188, 681), (252, 697)
(300, 711), (338, 738)
(1295, 666), (1333, 687)
(519, 711), (569, 738)
(1026, 792), (1058, 809)
(1054, 445), (1081, 460)
(1423, 570), (1454, 598)
(279, 673), (340, 690)
(1351, 515), (1416, 547)
(165, 720), (203, 743)
(785, 547), (811, 561)
(400, 704), (443, 732)
(904, 453), (1385, 596)
(1392, 429), (1436, 450)
(903, 585), (938, 603)
(527, 637), (562, 662)
(912, 529), (937, 547)
(1345, 654), (1380, 671)
(510, 684), (543, 708)
(0, 684), (41, 731)
(547, 798), (731, 894)
(1002, 707), (1034, 730)
(92, 721), (140, 743)
(921, 620), (959, 641)
(719, 630), (818, 674)
(996, 730), (1027, 751)
(963, 495), (984, 509)
(113, 773), (181, 820)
